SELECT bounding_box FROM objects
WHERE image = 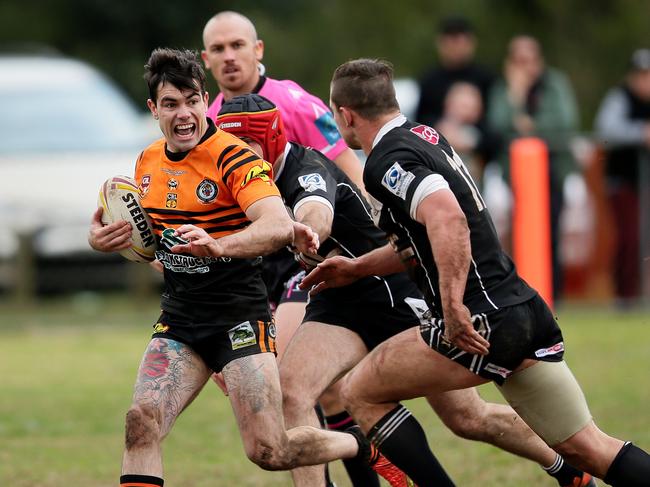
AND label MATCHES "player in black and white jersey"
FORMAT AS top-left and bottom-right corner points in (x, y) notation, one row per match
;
(301, 58), (650, 487)
(218, 94), (600, 487)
